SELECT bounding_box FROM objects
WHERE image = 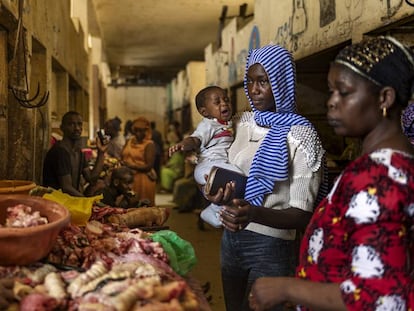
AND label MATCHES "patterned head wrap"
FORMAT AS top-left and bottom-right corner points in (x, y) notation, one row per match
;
(334, 36), (414, 107)
(402, 103), (414, 143)
(132, 117), (152, 141)
(243, 45), (324, 206)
